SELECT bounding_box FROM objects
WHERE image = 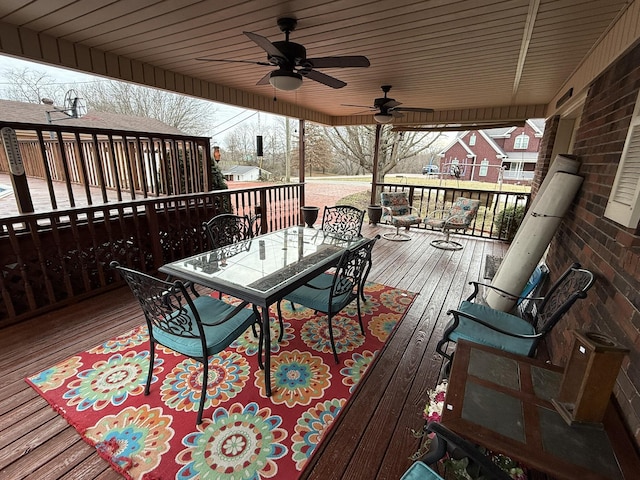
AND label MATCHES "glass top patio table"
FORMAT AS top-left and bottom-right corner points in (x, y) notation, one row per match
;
(159, 226), (368, 396)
